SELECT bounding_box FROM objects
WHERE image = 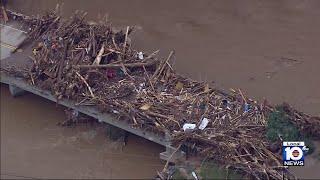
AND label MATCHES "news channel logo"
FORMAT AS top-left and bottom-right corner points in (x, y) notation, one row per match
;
(282, 141), (309, 166)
